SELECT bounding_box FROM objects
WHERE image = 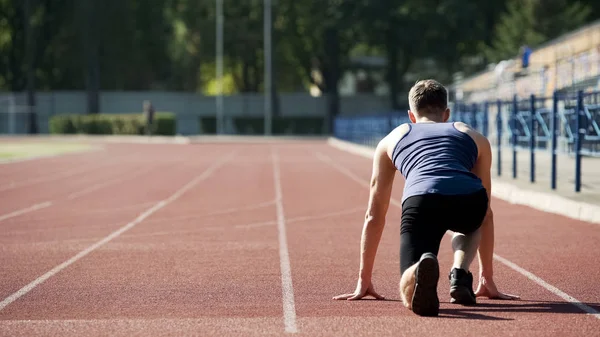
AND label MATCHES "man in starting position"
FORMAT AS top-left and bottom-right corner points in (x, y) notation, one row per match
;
(333, 79), (519, 316)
